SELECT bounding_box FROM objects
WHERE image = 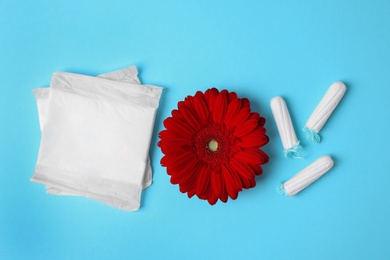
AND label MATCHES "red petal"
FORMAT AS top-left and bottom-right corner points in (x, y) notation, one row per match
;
(234, 118), (259, 137)
(238, 130), (269, 148)
(179, 183), (192, 193)
(210, 169), (223, 198)
(180, 162), (201, 184)
(249, 112), (260, 120)
(184, 96), (194, 106)
(159, 130), (190, 144)
(254, 126), (267, 135)
(231, 107), (250, 127)
(195, 166), (211, 198)
(224, 99), (241, 125)
(228, 92), (238, 102)
(158, 129), (173, 139)
(239, 175), (252, 189)
(221, 164), (240, 200)
(234, 148), (268, 165)
(177, 162), (201, 190)
(230, 157), (255, 180)
(192, 91), (209, 123)
(216, 169), (228, 203)
(241, 98), (250, 108)
(212, 91), (227, 123)
(248, 179), (256, 188)
(187, 189), (196, 198)
(163, 117), (194, 137)
(171, 109), (183, 119)
(220, 187), (228, 203)
(226, 164), (243, 192)
(160, 156), (168, 166)
(207, 191), (219, 205)
(159, 141), (190, 156)
(178, 104), (201, 131)
(204, 88), (219, 113)
(249, 163), (263, 175)
(257, 149), (269, 164)
(167, 151), (196, 173)
(258, 116), (266, 127)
